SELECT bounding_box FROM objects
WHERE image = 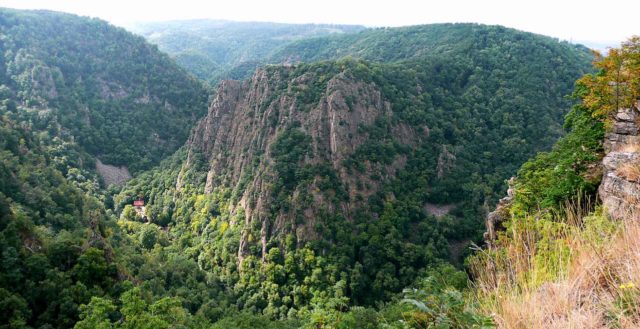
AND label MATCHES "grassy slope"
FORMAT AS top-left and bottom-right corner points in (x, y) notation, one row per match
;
(470, 37), (640, 328)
